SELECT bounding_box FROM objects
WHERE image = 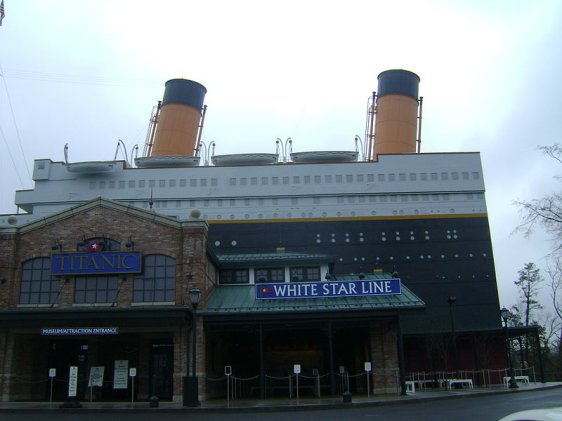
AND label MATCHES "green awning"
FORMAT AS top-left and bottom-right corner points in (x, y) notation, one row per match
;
(202, 282), (425, 316)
